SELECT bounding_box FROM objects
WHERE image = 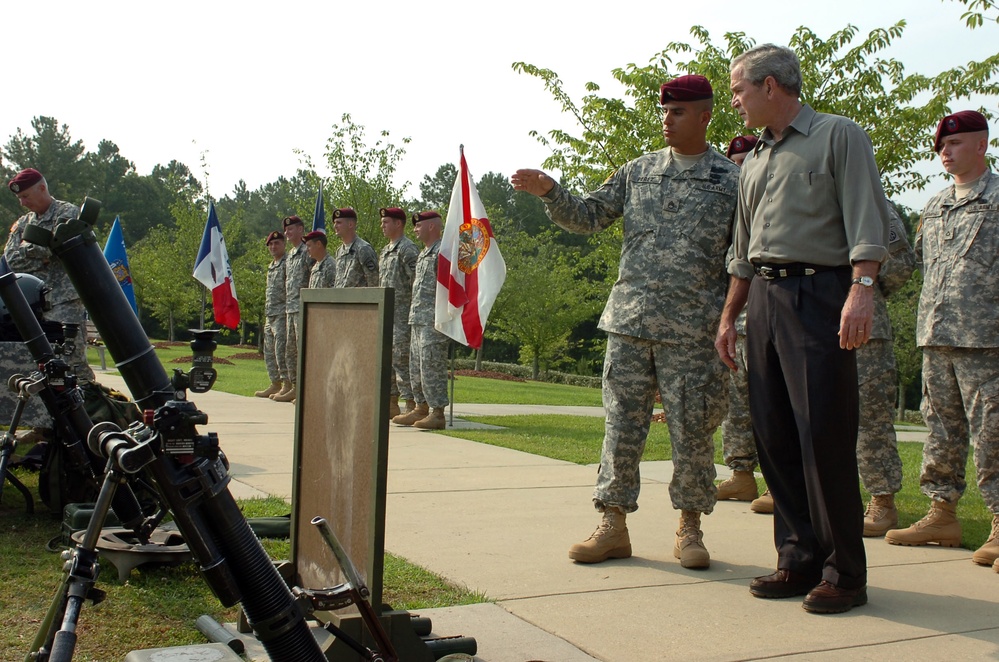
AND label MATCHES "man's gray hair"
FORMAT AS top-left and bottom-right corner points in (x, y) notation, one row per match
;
(731, 44), (802, 97)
